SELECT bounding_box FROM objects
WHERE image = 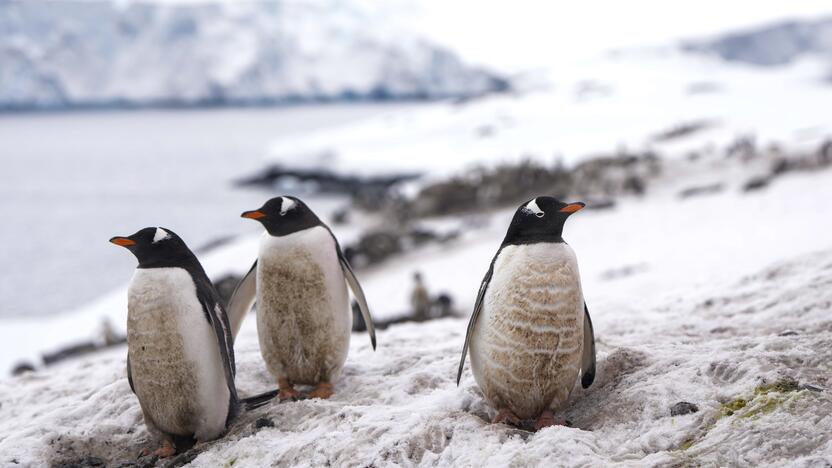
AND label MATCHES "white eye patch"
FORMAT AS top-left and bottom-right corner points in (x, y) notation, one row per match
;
(280, 197), (296, 216)
(522, 198), (545, 218)
(152, 227), (171, 243)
